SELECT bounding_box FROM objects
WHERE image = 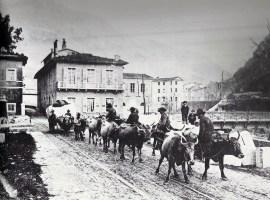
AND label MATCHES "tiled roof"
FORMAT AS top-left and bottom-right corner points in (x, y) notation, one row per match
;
(54, 53), (128, 66)
(34, 51), (128, 79)
(123, 73), (153, 80)
(153, 76), (183, 82)
(0, 53), (28, 65)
